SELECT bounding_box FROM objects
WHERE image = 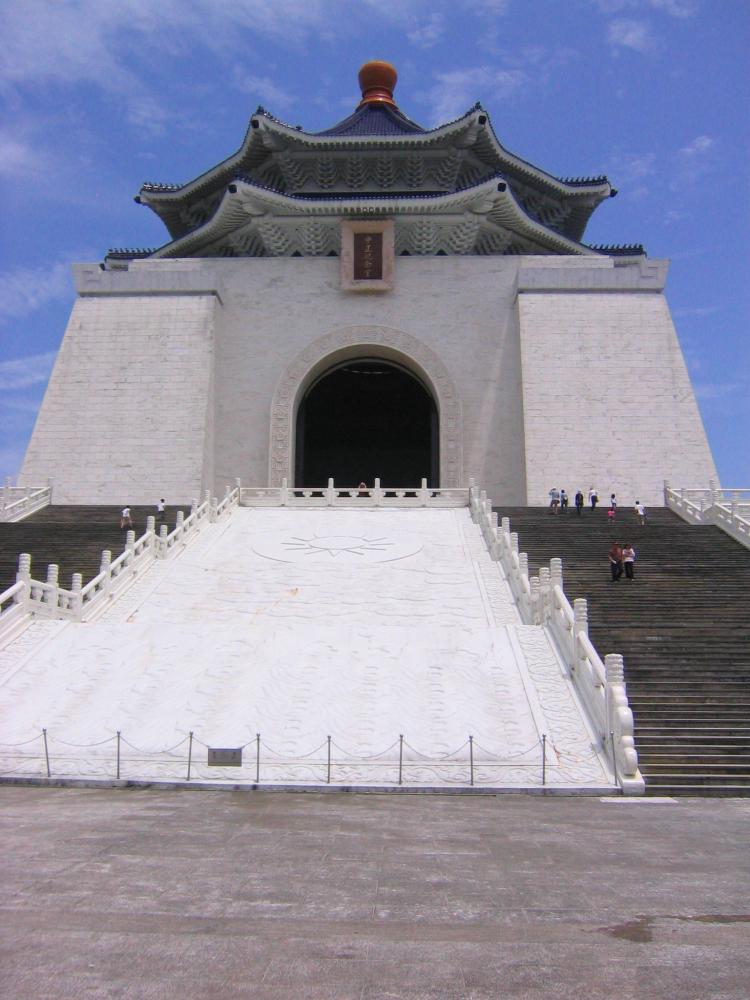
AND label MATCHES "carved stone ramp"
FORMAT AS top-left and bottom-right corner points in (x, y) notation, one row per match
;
(0, 508), (611, 791)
